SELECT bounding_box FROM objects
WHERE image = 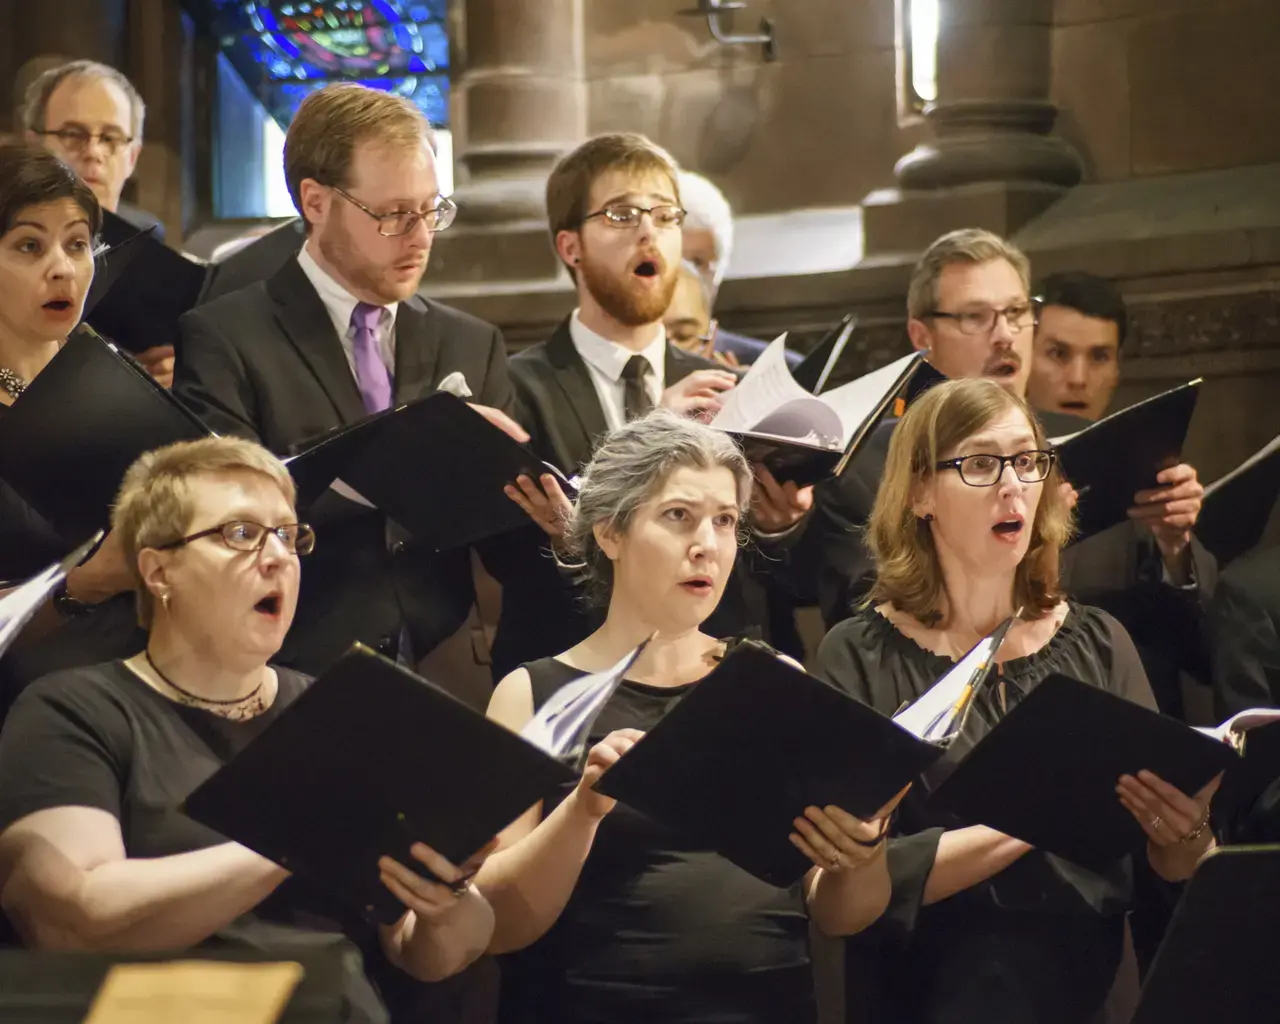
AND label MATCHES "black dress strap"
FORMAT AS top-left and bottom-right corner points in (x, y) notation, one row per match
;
(523, 657), (588, 712)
